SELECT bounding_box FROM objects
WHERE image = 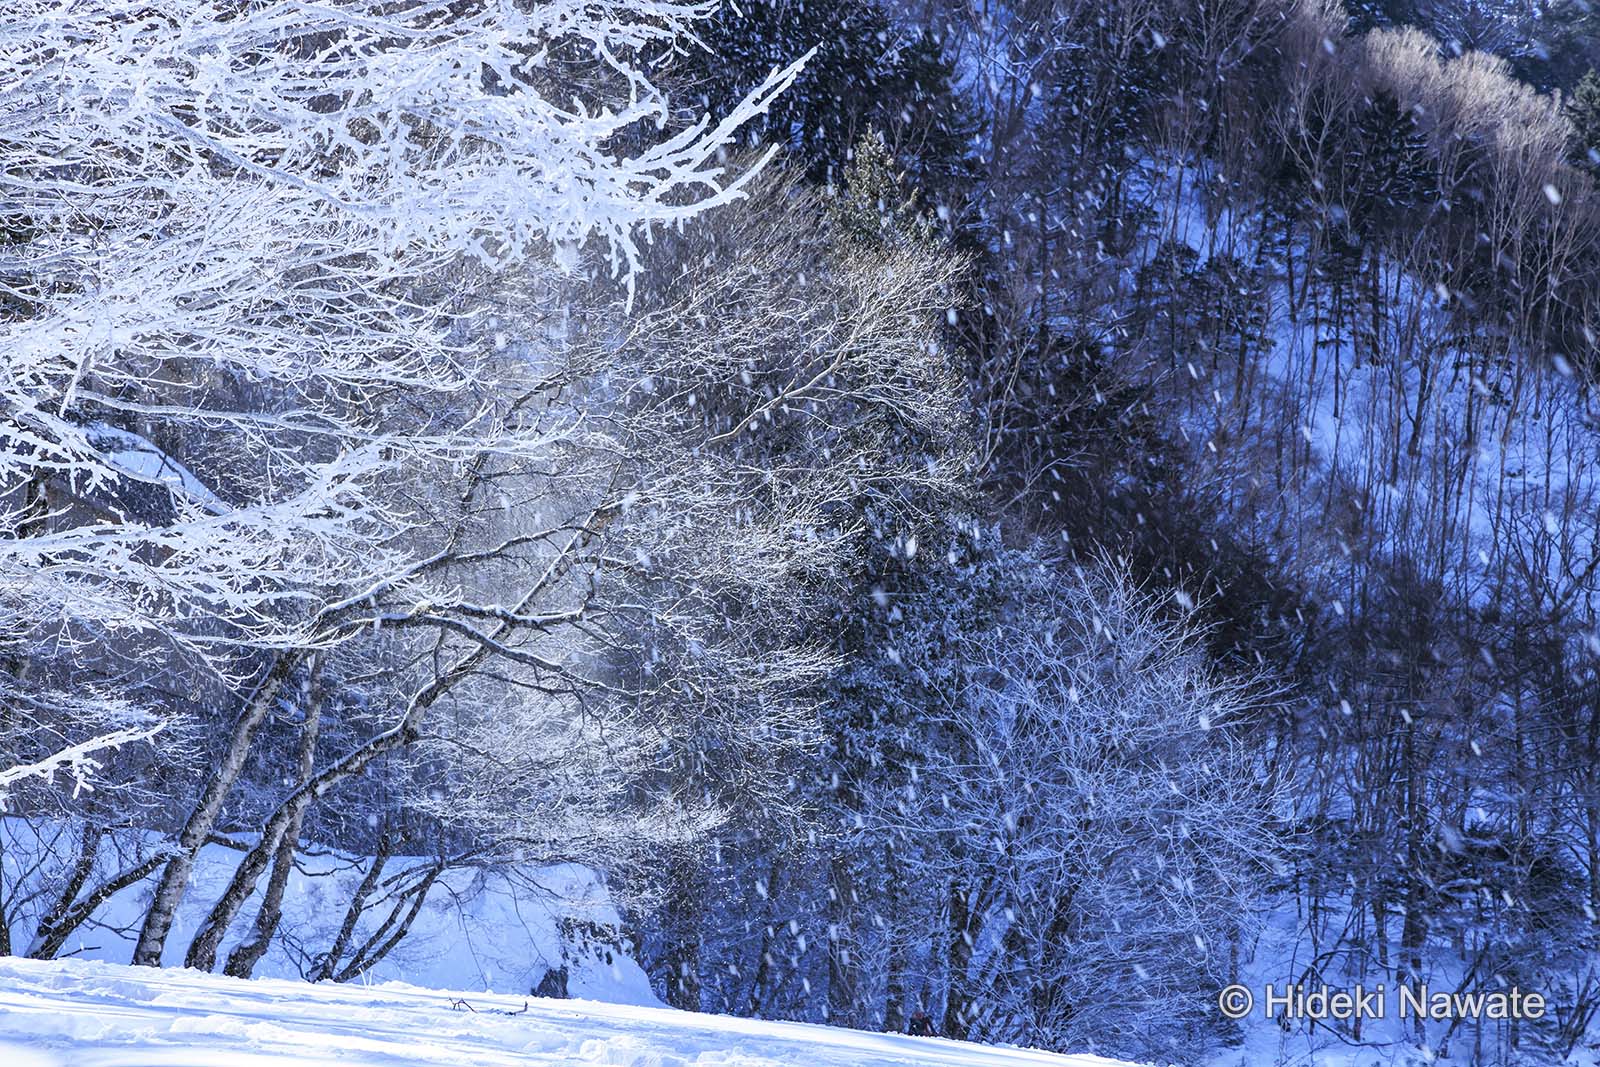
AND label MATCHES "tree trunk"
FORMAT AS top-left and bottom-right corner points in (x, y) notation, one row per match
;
(942, 880), (977, 1040)
(182, 517), (594, 972)
(224, 666), (323, 979)
(184, 638), (491, 972)
(883, 842), (909, 1034)
(133, 652), (301, 967)
(0, 836), (9, 956)
(745, 856), (785, 1017)
(26, 825), (98, 958)
(313, 823), (393, 982)
(1400, 718), (1428, 1044)
(29, 851), (170, 960)
(825, 852), (857, 1027)
(333, 862), (445, 983)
